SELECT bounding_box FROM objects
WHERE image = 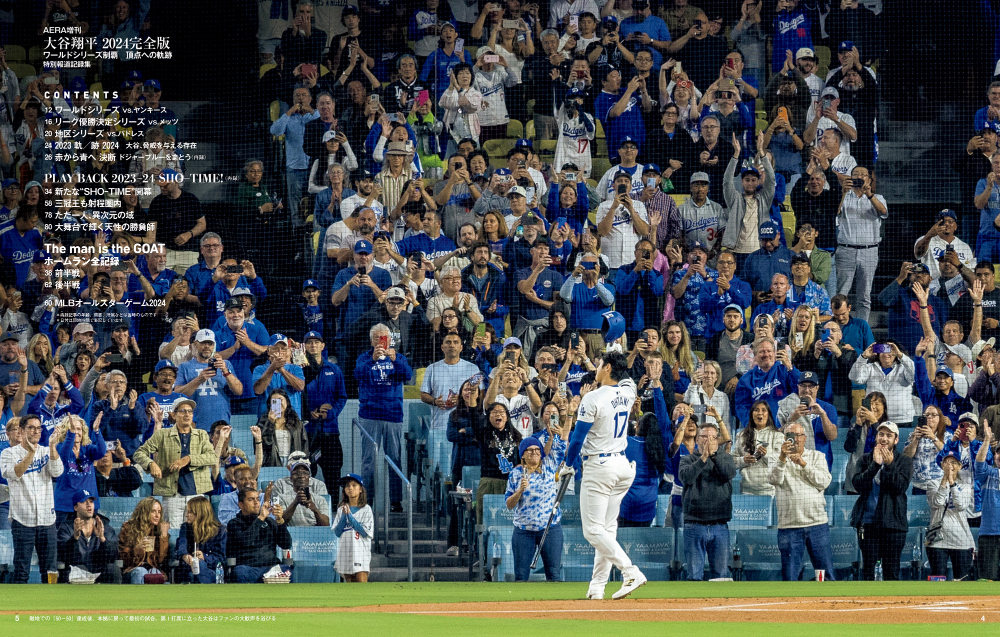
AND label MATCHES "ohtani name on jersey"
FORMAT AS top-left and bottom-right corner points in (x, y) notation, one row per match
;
(610, 395), (630, 408)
